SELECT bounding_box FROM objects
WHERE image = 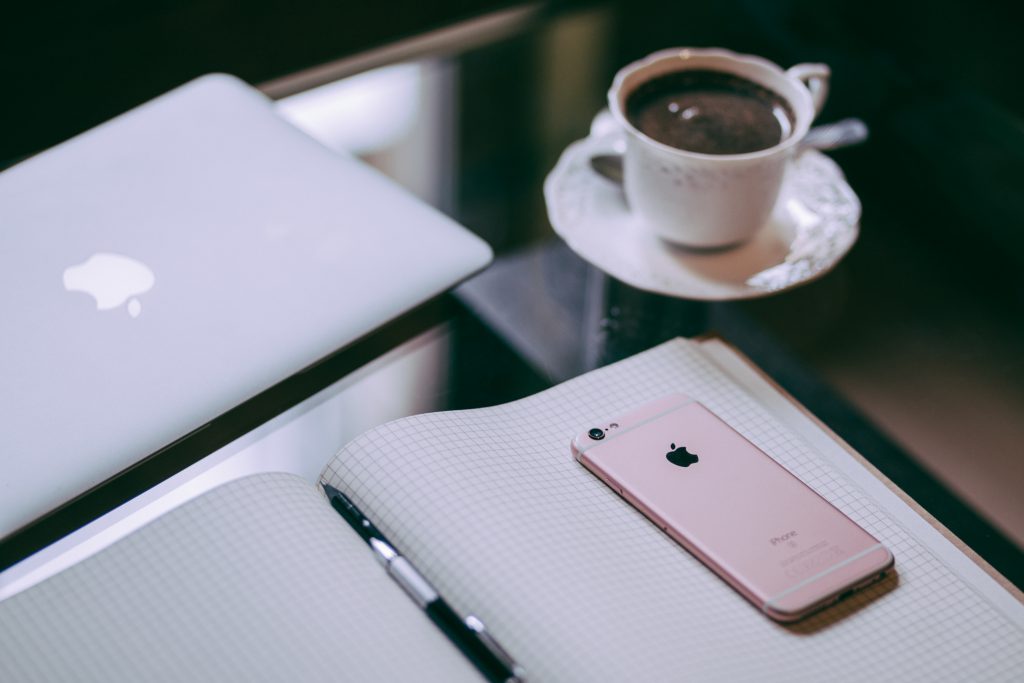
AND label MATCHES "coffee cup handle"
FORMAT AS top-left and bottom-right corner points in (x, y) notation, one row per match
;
(786, 63), (830, 117)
